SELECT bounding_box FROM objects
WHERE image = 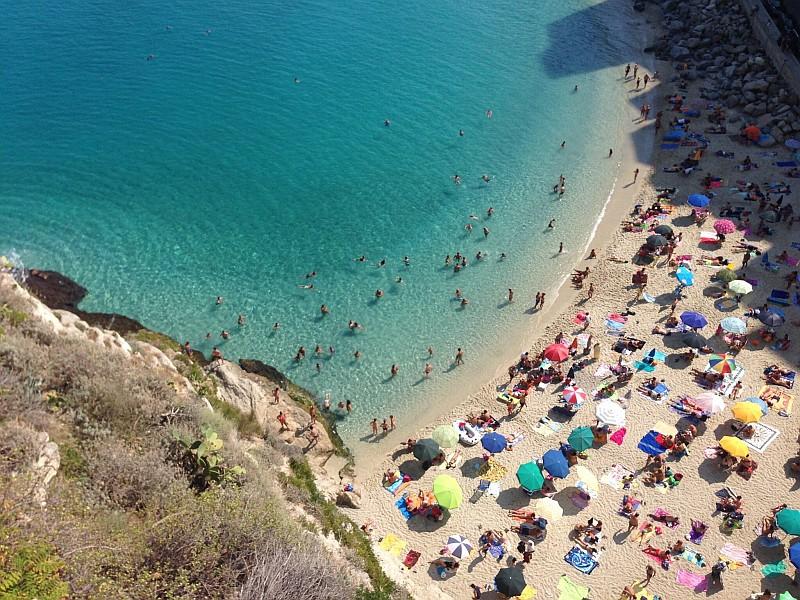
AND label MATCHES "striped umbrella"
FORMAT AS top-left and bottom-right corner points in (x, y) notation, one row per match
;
(562, 386), (589, 405)
(445, 534), (473, 559)
(708, 354), (737, 374)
